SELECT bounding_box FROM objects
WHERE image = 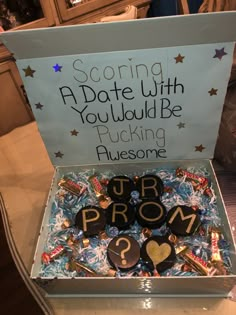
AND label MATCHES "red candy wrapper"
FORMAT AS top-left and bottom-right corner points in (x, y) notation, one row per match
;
(204, 187), (214, 198)
(209, 228), (227, 275)
(176, 168), (208, 191)
(58, 177), (86, 197)
(210, 230), (222, 262)
(88, 175), (106, 196)
(41, 245), (65, 264)
(209, 227), (227, 274)
(88, 175), (112, 209)
(177, 245), (217, 276)
(191, 205), (199, 211)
